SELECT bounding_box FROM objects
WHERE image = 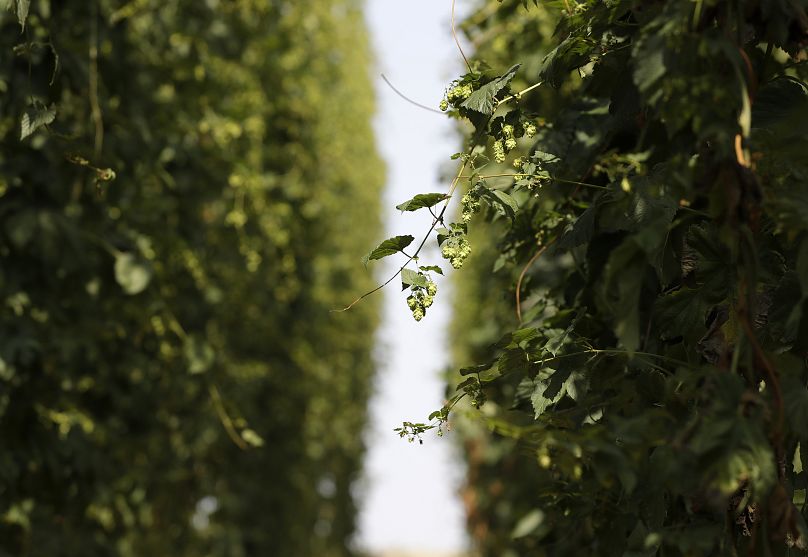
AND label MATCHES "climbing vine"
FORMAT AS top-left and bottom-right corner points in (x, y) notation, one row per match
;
(355, 0), (808, 554)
